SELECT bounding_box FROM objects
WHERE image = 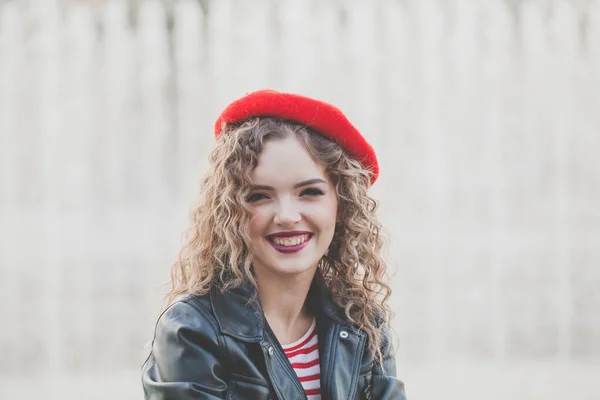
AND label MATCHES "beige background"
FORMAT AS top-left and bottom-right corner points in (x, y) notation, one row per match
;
(1, 0), (599, 398)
